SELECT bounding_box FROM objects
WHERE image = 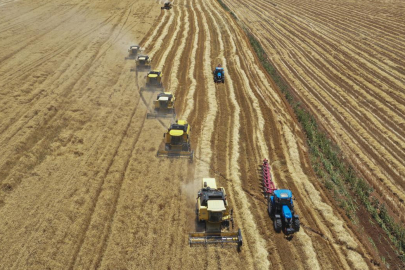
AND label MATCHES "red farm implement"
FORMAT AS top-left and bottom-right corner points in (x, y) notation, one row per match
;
(262, 159), (277, 197)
